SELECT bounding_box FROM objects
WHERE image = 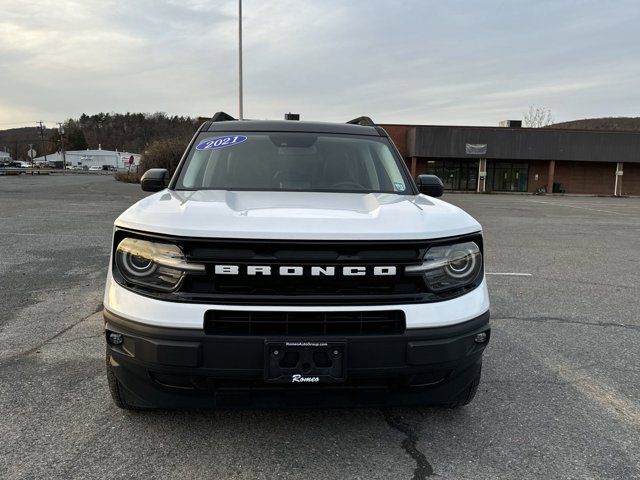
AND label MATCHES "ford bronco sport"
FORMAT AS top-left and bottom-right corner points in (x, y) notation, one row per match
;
(103, 113), (490, 409)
